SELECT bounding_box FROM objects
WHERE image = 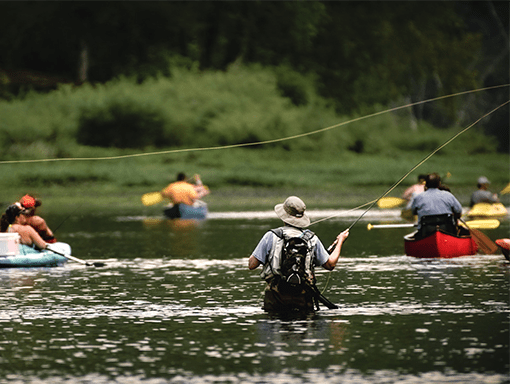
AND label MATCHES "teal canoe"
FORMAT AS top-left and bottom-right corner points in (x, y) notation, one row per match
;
(0, 235), (70, 268)
(163, 201), (208, 220)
